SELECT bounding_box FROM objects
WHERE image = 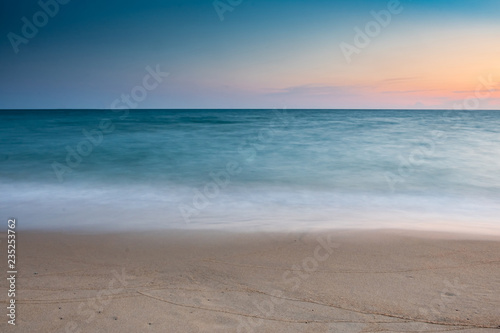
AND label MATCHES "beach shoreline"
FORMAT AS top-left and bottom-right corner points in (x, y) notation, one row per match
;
(1, 229), (499, 332)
